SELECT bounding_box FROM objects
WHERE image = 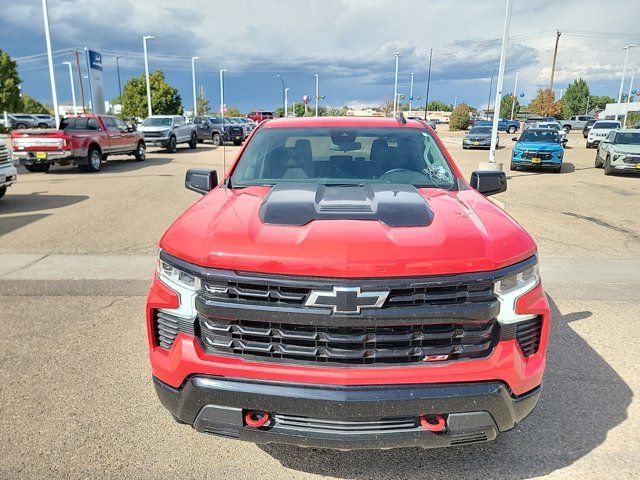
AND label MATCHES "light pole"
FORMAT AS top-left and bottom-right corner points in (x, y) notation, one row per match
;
(191, 56), (200, 117)
(424, 48), (432, 120)
(409, 72), (415, 112)
(392, 53), (400, 115)
(617, 45), (635, 112)
(41, 0), (60, 126)
(314, 74), (319, 116)
(143, 35), (155, 117)
(116, 55), (125, 114)
(510, 69), (519, 120)
(61, 61), (77, 114)
(486, 68), (497, 120)
(219, 69), (227, 117)
(276, 74), (285, 115)
(486, 0), (513, 169)
(453, 96), (459, 108)
(284, 88), (289, 117)
(624, 67), (637, 127)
